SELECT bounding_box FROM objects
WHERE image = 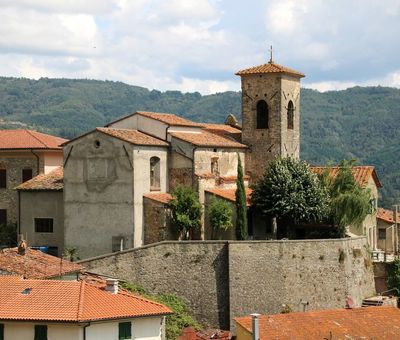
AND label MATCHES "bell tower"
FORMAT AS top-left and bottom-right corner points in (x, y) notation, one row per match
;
(236, 57), (305, 183)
